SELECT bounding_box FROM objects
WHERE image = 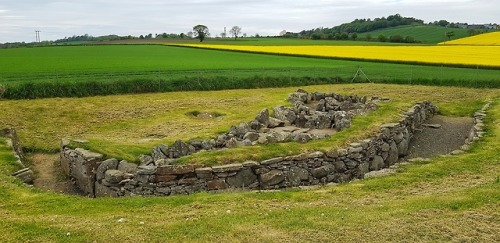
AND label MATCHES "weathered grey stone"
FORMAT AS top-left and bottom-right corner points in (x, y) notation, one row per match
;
(226, 169), (258, 188)
(261, 157), (284, 165)
(274, 106), (297, 124)
(312, 165), (333, 178)
(358, 162), (370, 176)
(229, 122), (251, 138)
(422, 123), (441, 129)
(96, 158), (119, 181)
(104, 170), (124, 184)
(243, 132), (260, 142)
(348, 146), (363, 154)
(308, 151), (325, 159)
(257, 135), (269, 144)
(207, 179), (227, 190)
(386, 141), (399, 165)
(226, 137), (239, 148)
(157, 165), (194, 175)
(170, 140), (196, 158)
(286, 167), (309, 186)
(154, 174), (178, 183)
(75, 148), (103, 160)
(151, 144), (169, 161)
(155, 159), (177, 166)
(195, 167), (212, 174)
(260, 170), (285, 186)
(345, 159), (358, 170)
(95, 182), (119, 197)
(212, 163), (243, 173)
(13, 168), (34, 184)
(394, 132), (404, 143)
(255, 109), (270, 126)
(325, 149), (339, 158)
(380, 142), (390, 152)
(201, 139), (216, 150)
(268, 117), (285, 128)
(139, 154), (154, 166)
(293, 133), (312, 143)
(137, 165), (157, 175)
(242, 160), (260, 167)
(397, 138), (409, 156)
(337, 149), (348, 157)
(287, 91), (309, 103)
(369, 156), (385, 171)
(118, 160), (137, 174)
